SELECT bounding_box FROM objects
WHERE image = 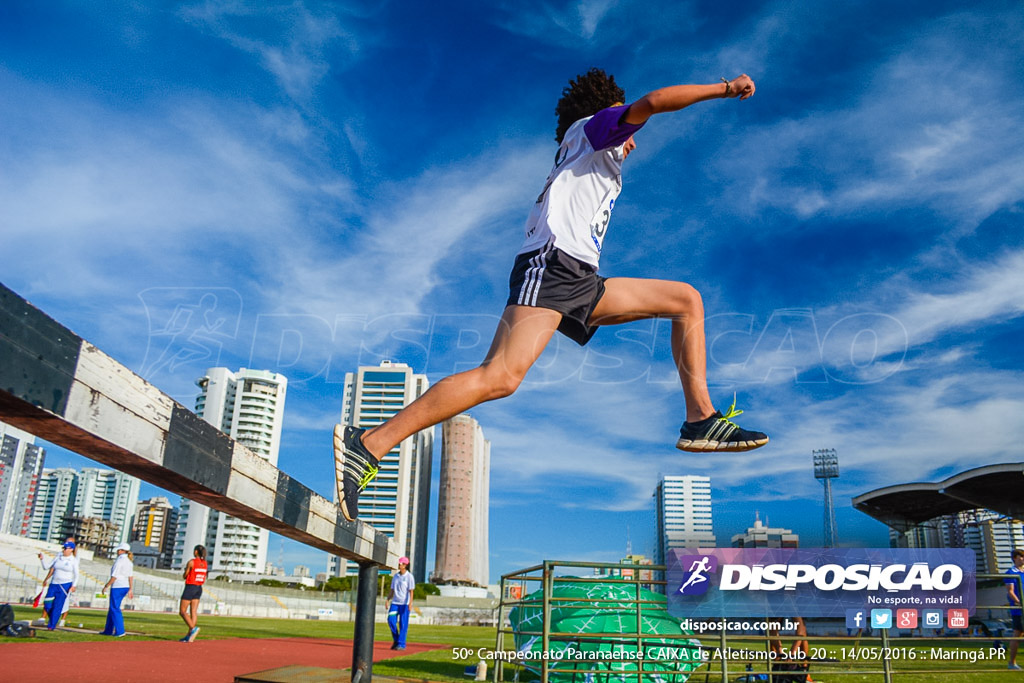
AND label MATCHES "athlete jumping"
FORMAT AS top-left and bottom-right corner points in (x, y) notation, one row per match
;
(335, 69), (768, 521)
